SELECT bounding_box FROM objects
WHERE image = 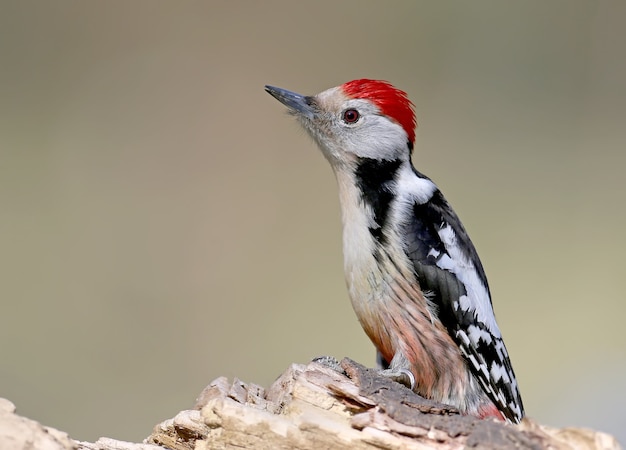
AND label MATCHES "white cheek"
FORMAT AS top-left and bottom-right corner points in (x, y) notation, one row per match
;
(344, 117), (408, 160)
